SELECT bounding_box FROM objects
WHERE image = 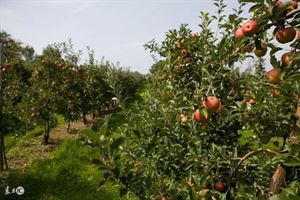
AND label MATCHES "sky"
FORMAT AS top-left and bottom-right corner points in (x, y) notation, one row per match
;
(1, 0), (250, 74)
